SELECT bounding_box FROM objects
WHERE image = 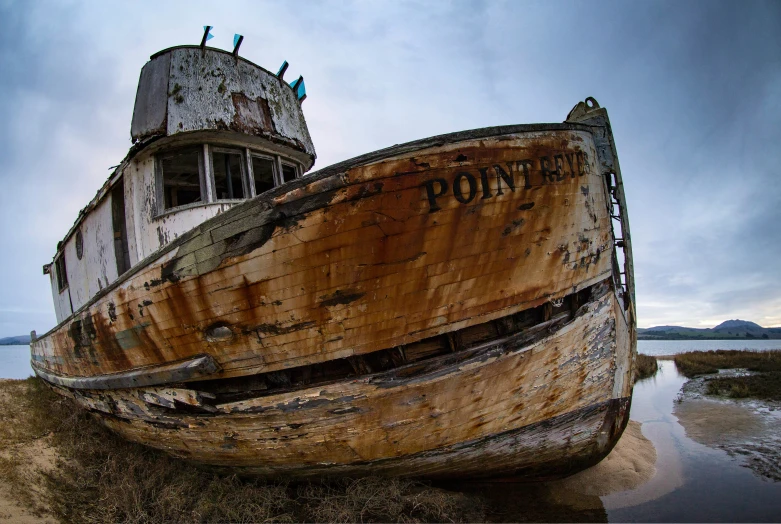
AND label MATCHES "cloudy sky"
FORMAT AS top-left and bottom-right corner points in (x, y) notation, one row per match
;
(0, 0), (779, 337)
